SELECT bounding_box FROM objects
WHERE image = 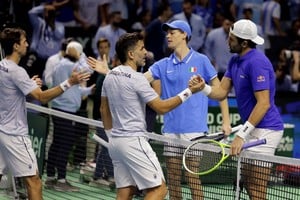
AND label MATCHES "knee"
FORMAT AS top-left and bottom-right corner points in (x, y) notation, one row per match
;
(24, 174), (42, 190)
